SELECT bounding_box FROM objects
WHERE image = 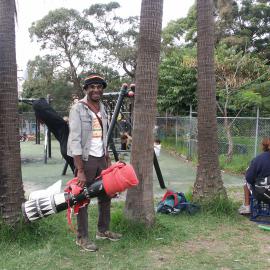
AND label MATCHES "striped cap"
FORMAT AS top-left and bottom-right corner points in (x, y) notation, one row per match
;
(83, 73), (107, 89)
